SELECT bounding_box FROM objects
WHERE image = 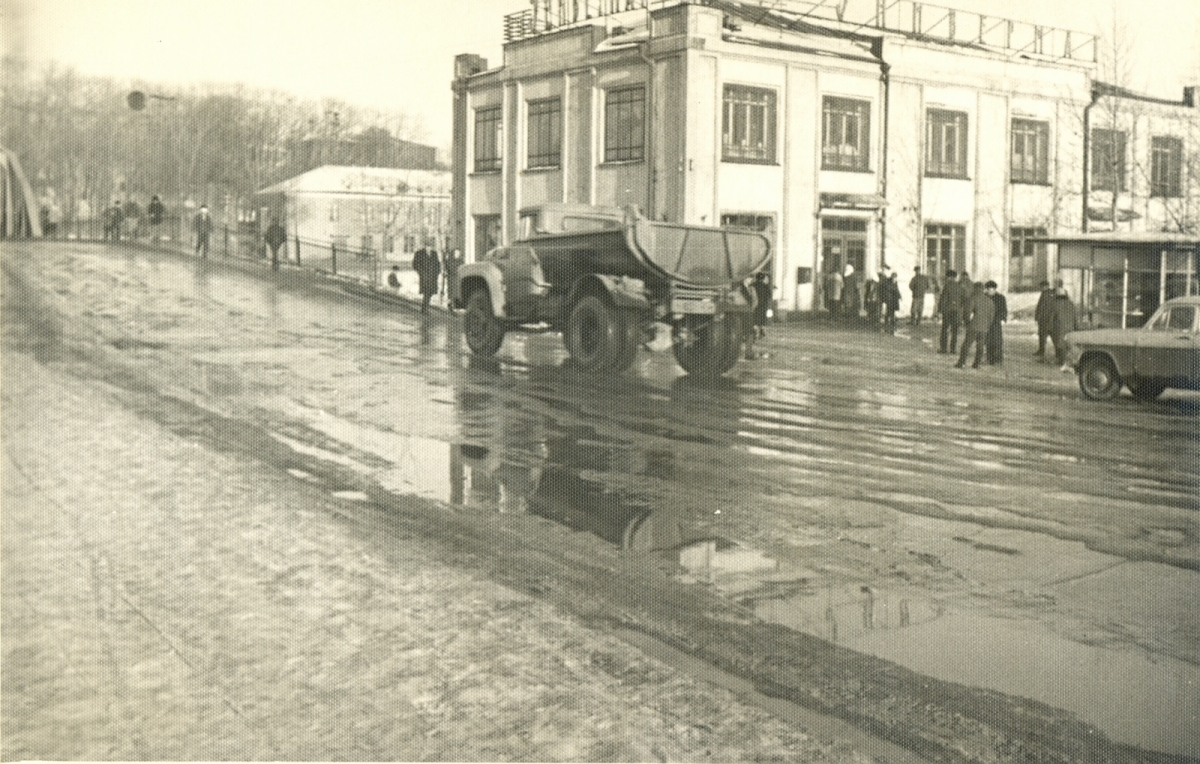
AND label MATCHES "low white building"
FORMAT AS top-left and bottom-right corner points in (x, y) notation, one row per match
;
(450, 0), (1199, 316)
(256, 165), (451, 262)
